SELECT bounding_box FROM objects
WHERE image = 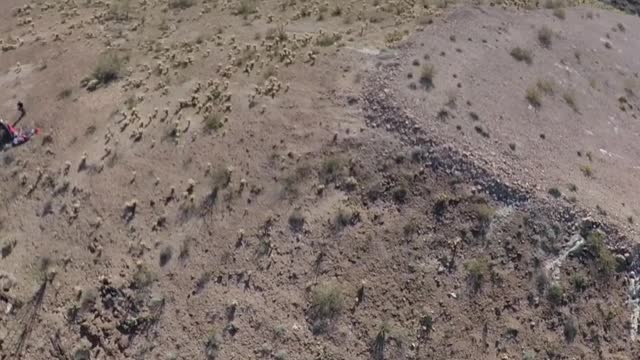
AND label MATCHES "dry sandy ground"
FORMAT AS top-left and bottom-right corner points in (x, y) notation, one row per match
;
(387, 5), (640, 233)
(0, 1), (639, 360)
